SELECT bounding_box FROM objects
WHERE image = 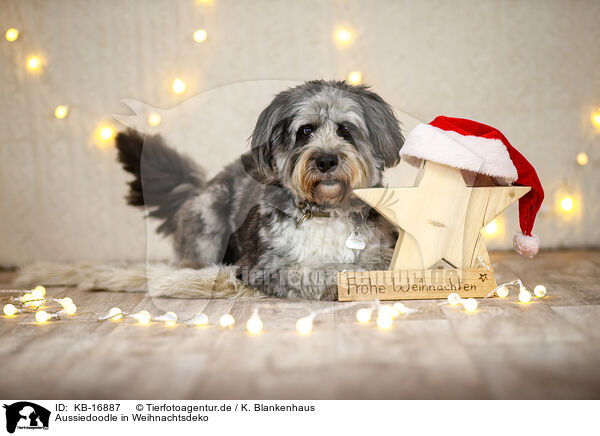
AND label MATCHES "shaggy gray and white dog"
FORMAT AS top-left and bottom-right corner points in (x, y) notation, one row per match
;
(116, 80), (404, 300)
